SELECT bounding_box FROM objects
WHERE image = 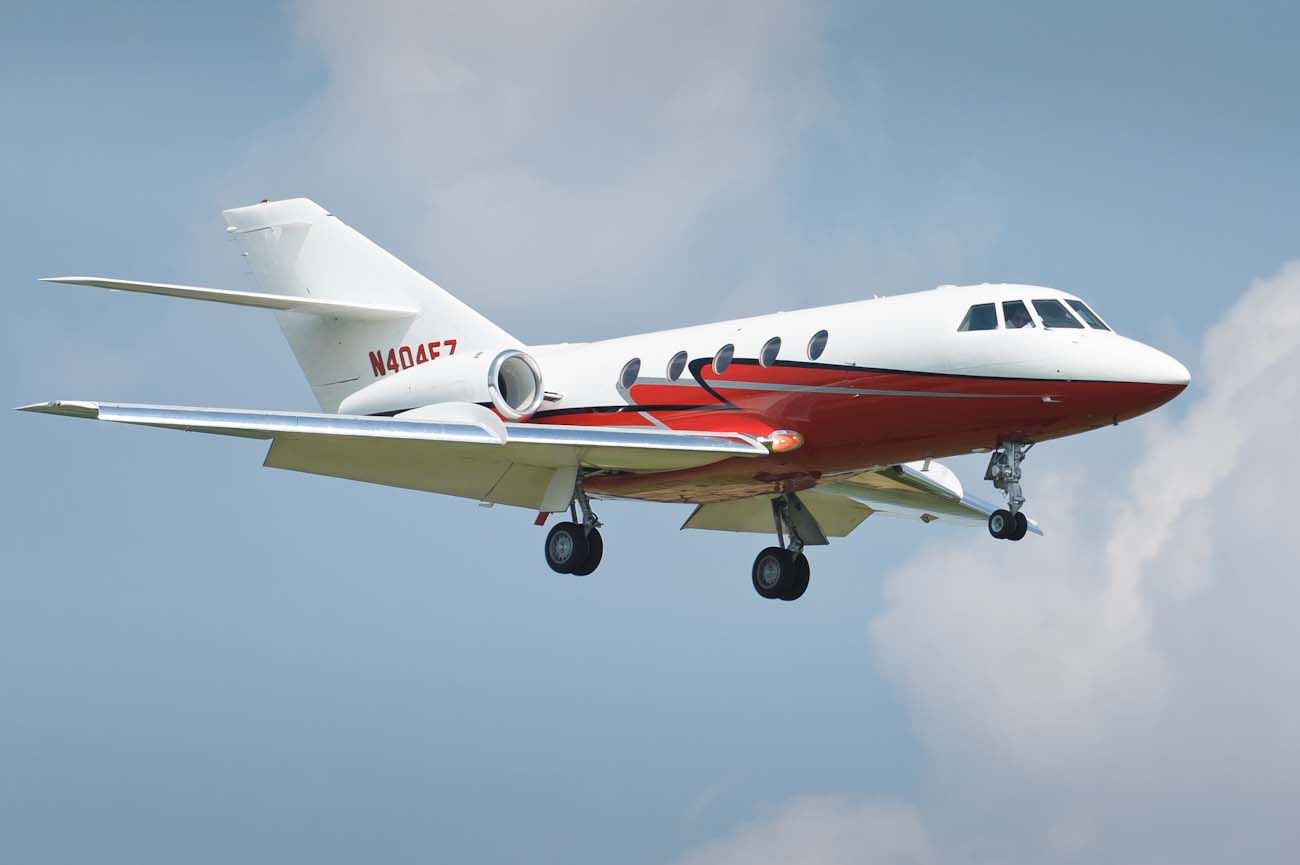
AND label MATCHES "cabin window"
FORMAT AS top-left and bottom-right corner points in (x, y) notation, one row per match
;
(713, 343), (734, 375)
(760, 336), (782, 367)
(1032, 299), (1084, 328)
(807, 329), (829, 360)
(958, 303), (998, 331)
(1066, 299), (1111, 330)
(1002, 300), (1035, 329)
(667, 350), (688, 381)
(619, 358), (641, 389)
